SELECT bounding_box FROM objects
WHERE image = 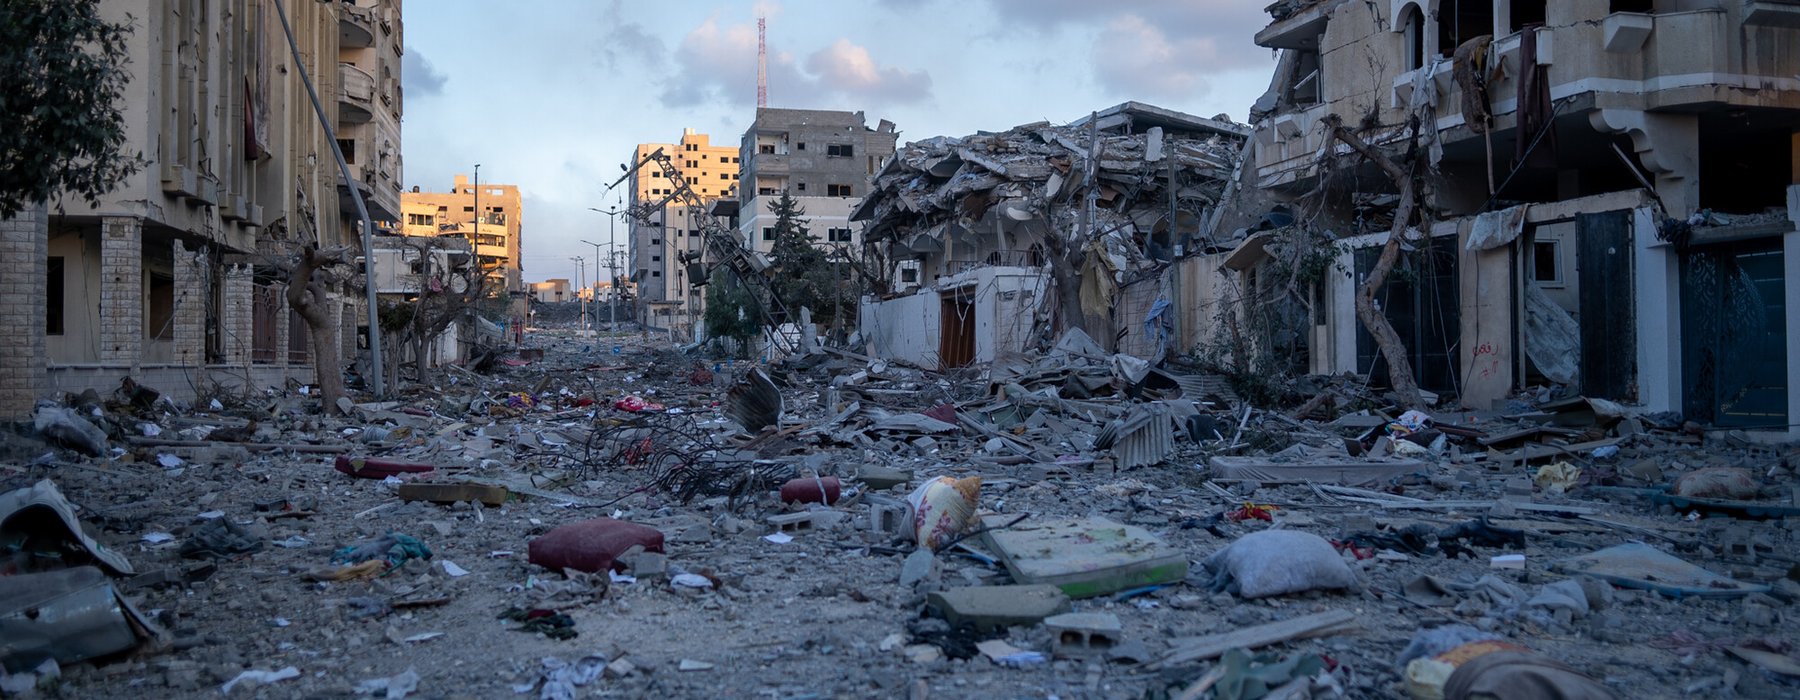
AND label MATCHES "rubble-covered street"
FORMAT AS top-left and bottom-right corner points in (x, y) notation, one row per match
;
(6, 321), (1799, 699)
